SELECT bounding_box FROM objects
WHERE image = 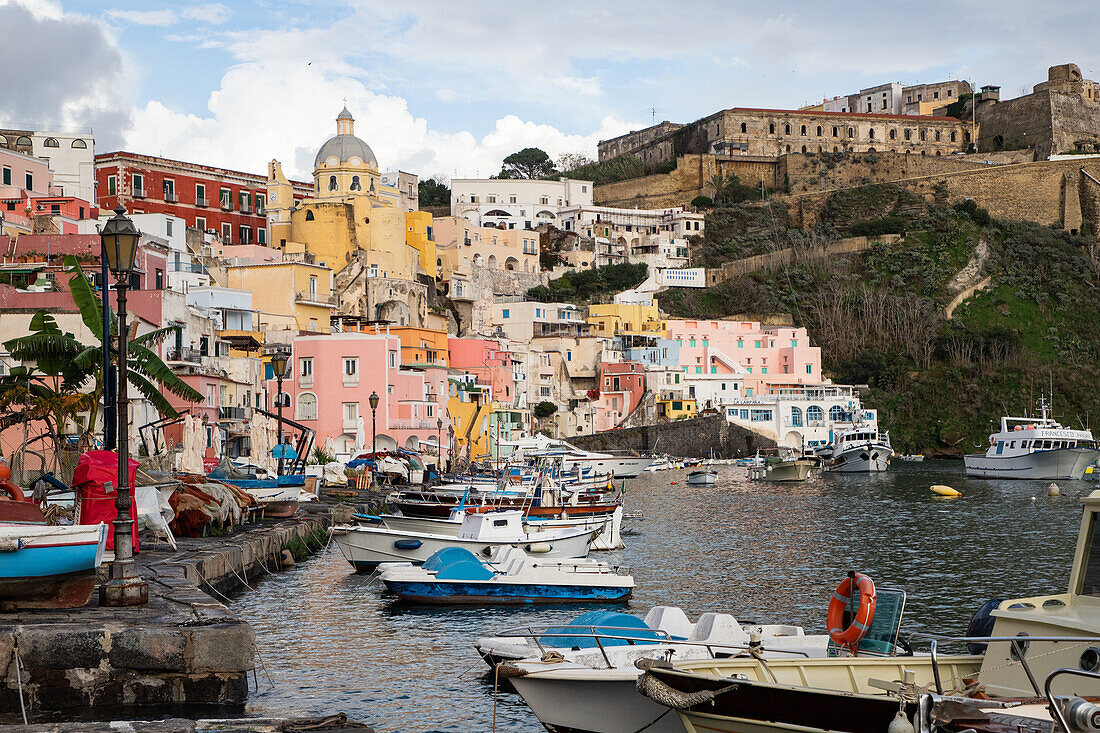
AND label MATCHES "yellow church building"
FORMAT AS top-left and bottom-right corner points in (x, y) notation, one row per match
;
(266, 107), (436, 327)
